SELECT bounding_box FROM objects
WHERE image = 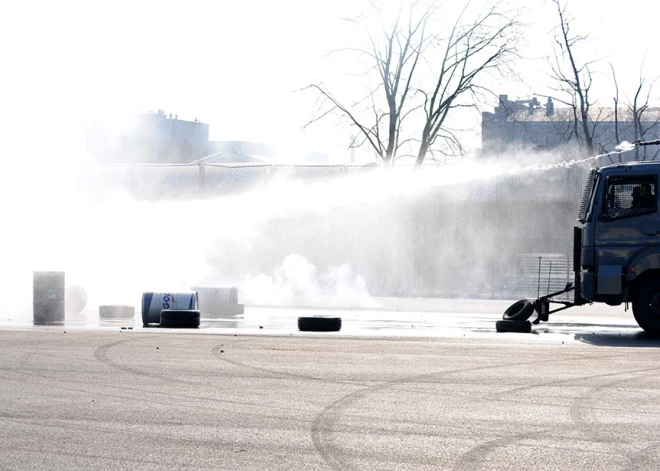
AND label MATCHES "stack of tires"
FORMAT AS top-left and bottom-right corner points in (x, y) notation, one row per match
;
(496, 300), (534, 333)
(142, 292), (201, 328)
